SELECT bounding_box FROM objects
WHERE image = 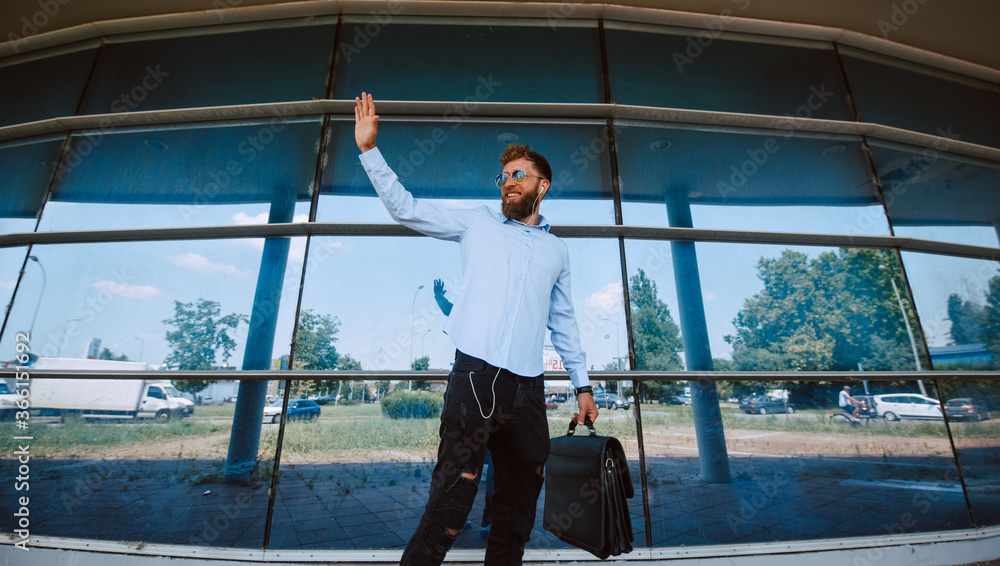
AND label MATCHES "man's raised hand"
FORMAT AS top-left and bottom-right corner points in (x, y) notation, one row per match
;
(355, 92), (378, 152)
